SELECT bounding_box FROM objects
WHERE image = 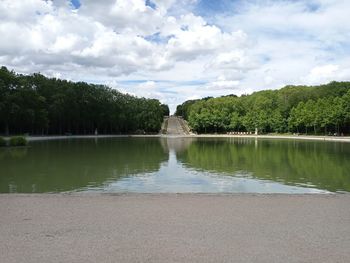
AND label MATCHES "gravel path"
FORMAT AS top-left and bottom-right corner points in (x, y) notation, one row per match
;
(1, 194), (350, 263)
